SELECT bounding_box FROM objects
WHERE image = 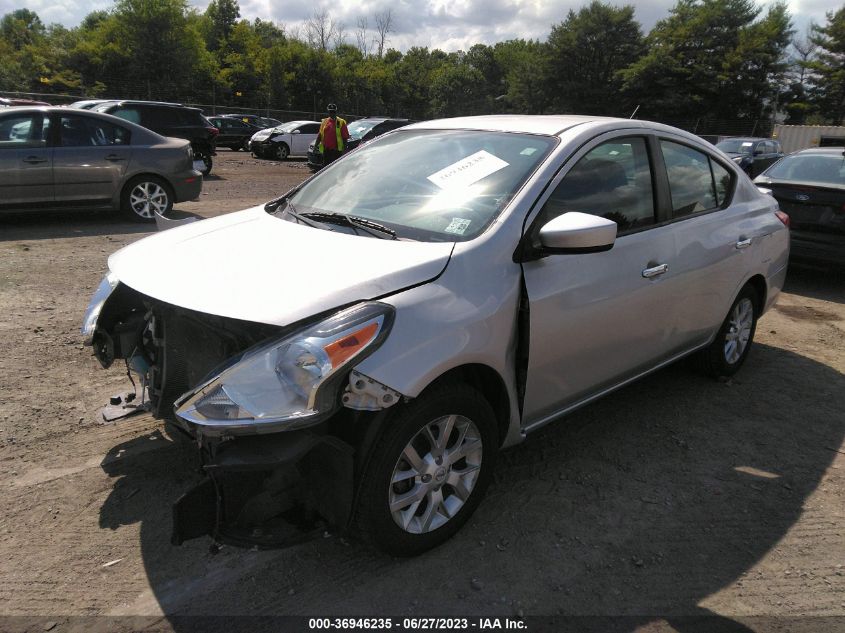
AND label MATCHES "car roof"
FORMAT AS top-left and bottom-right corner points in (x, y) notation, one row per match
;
(791, 147), (845, 155)
(353, 117), (410, 123)
(0, 106), (167, 140)
(279, 120), (319, 126)
(718, 137), (771, 143)
(406, 114), (638, 137)
(96, 100), (201, 111)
